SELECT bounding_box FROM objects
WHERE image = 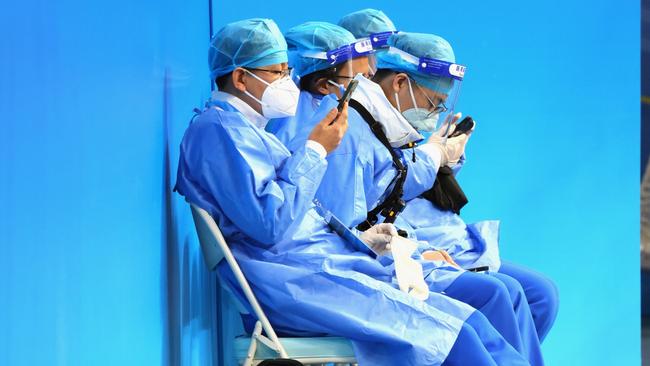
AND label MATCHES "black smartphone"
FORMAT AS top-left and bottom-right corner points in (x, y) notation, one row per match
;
(337, 79), (358, 112)
(449, 116), (475, 138)
(467, 266), (489, 273)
